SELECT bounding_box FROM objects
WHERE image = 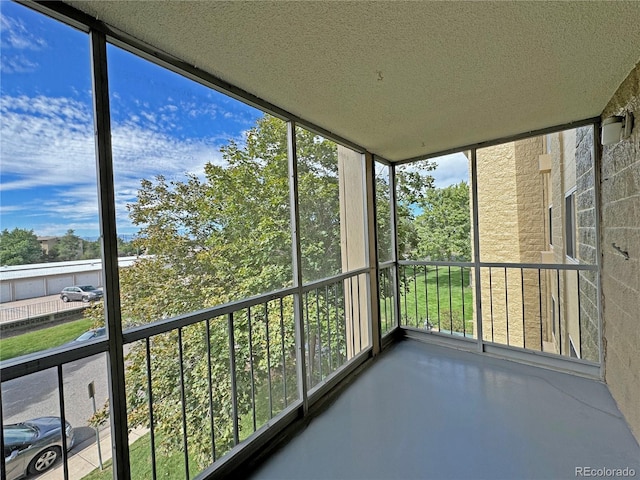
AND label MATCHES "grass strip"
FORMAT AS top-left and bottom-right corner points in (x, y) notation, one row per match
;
(82, 433), (191, 480)
(0, 317), (94, 361)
